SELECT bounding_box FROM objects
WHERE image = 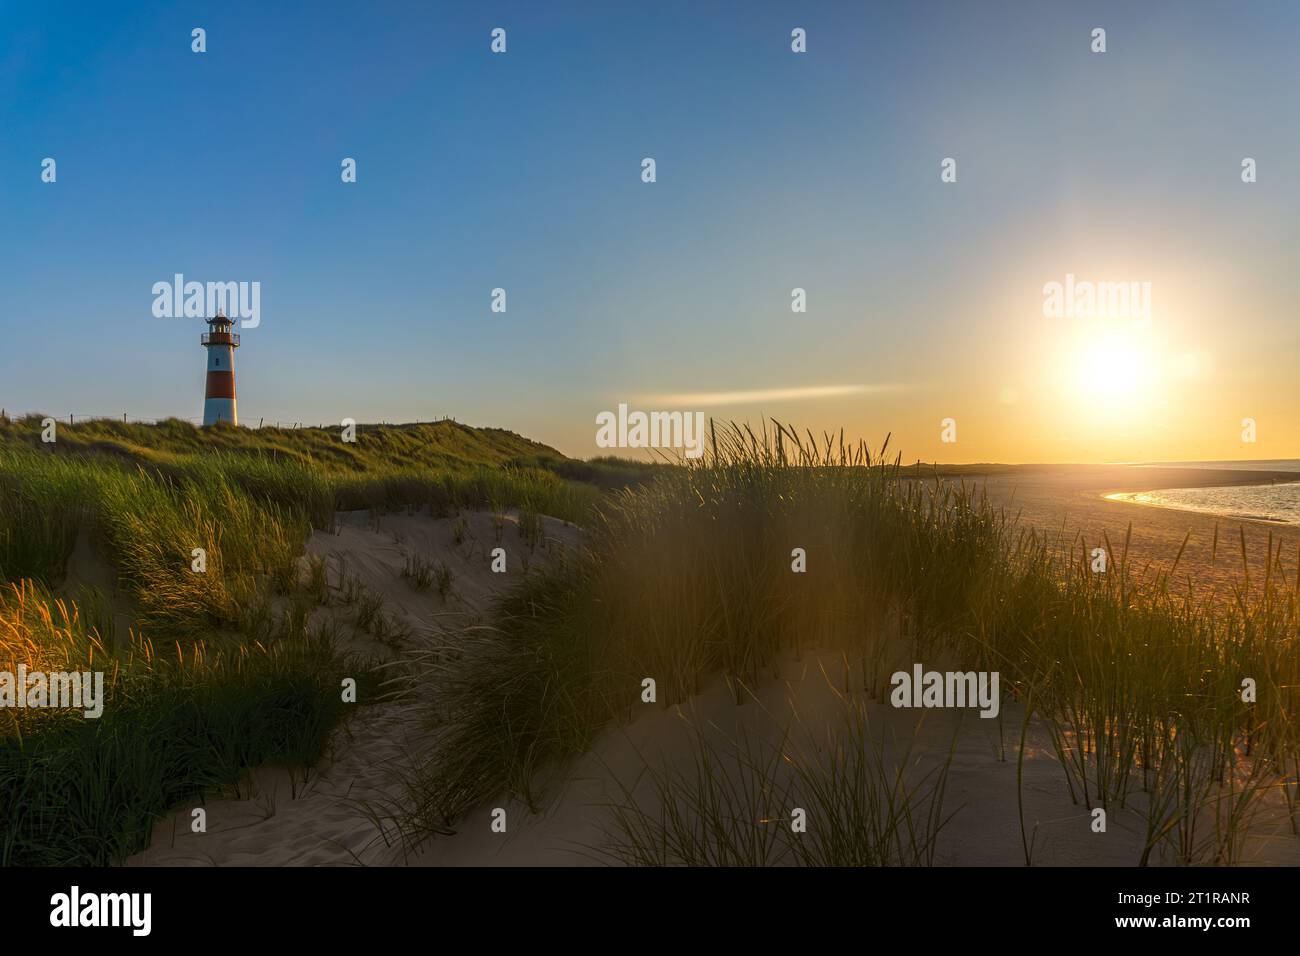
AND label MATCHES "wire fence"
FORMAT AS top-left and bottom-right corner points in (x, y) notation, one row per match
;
(1, 413), (200, 424)
(0, 411), (462, 430)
